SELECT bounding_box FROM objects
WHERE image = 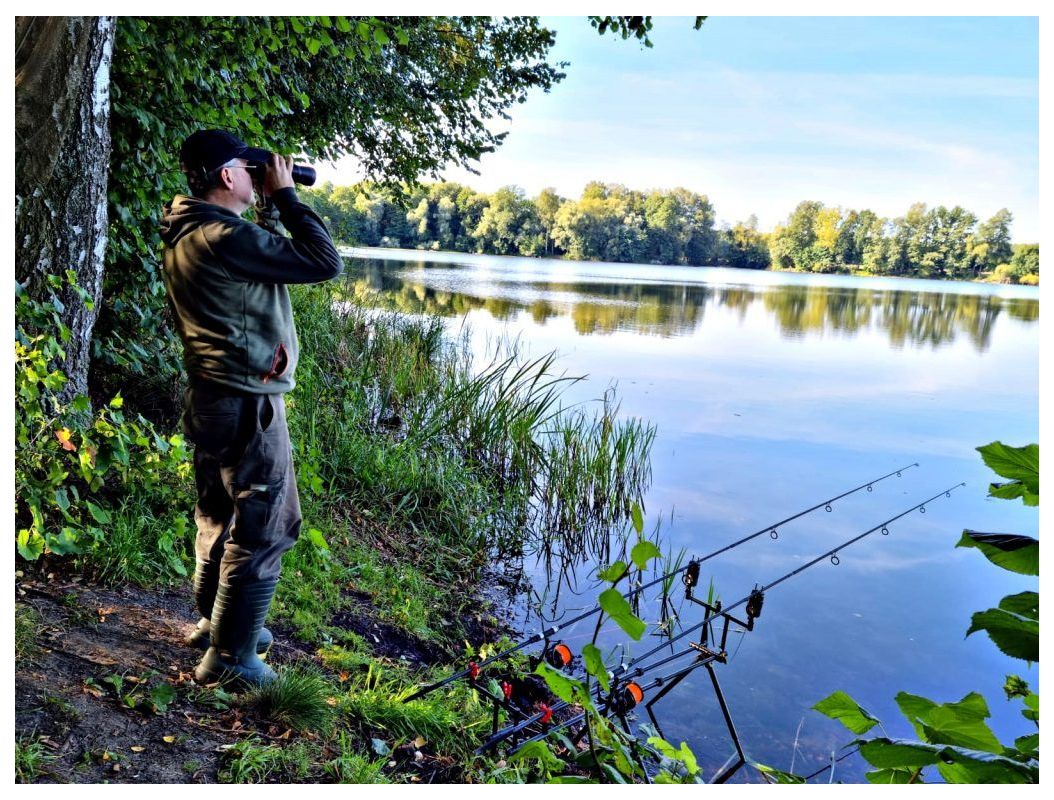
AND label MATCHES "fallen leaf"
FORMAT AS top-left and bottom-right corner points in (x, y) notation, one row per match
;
(412, 735), (426, 748)
(278, 729), (292, 740)
(414, 750), (424, 762)
(130, 746), (145, 753)
(162, 735), (176, 744)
